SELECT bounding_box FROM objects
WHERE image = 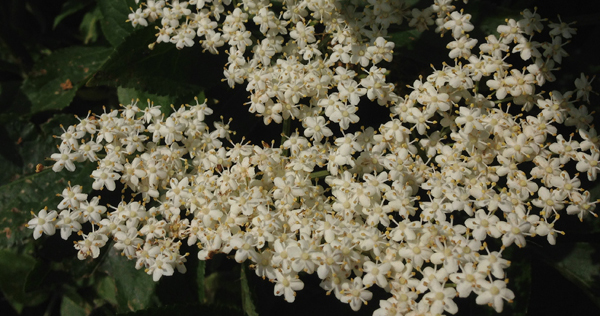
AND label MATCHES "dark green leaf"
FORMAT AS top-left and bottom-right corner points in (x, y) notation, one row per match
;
(0, 114), (96, 249)
(24, 259), (52, 293)
(100, 247), (156, 313)
(468, 2), (522, 36)
(0, 163), (95, 249)
(98, 0), (135, 47)
(498, 246), (532, 315)
(53, 0), (94, 29)
(0, 81), (22, 111)
(117, 87), (176, 116)
(61, 293), (88, 316)
(540, 242), (600, 308)
(21, 46), (113, 114)
(0, 249), (48, 313)
(0, 123), (26, 178)
(80, 6), (102, 45)
(117, 87), (206, 118)
(87, 27), (223, 98)
(67, 238), (115, 280)
(204, 269), (242, 307)
(96, 275), (118, 306)
(390, 29), (422, 50)
(0, 115), (69, 184)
